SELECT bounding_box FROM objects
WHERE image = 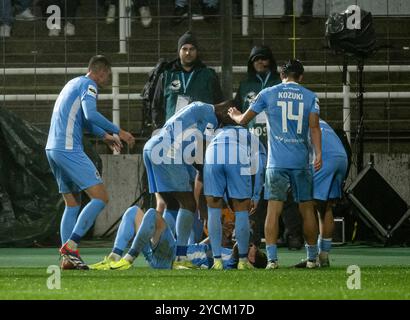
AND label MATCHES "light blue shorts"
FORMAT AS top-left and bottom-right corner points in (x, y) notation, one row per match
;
(46, 149), (102, 194)
(143, 139), (196, 193)
(203, 162), (252, 199)
(313, 156), (348, 201)
(264, 167), (313, 202)
(150, 226), (177, 269)
(143, 149), (195, 193)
